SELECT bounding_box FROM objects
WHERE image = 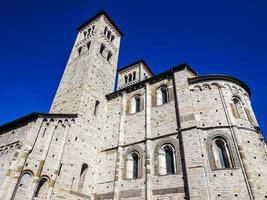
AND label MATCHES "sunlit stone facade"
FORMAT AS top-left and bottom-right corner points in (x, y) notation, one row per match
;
(0, 10), (266, 200)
